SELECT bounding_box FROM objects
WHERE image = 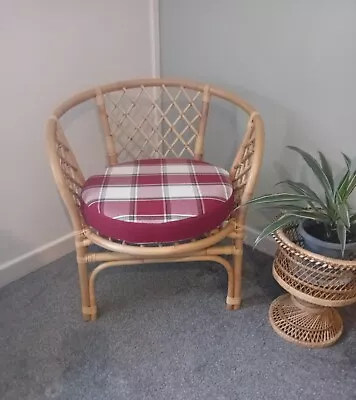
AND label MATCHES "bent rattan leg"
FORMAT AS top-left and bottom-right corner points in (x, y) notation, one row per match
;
(231, 237), (244, 310)
(88, 255), (235, 321)
(76, 247), (92, 321)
